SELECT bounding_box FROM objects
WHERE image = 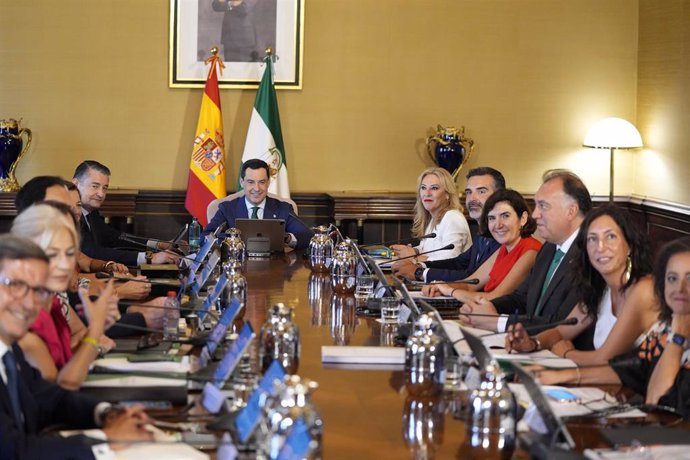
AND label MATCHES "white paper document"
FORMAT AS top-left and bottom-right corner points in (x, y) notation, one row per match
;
(321, 346), (405, 365)
(441, 320), (577, 368)
(509, 384), (647, 419)
(82, 375), (186, 388)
